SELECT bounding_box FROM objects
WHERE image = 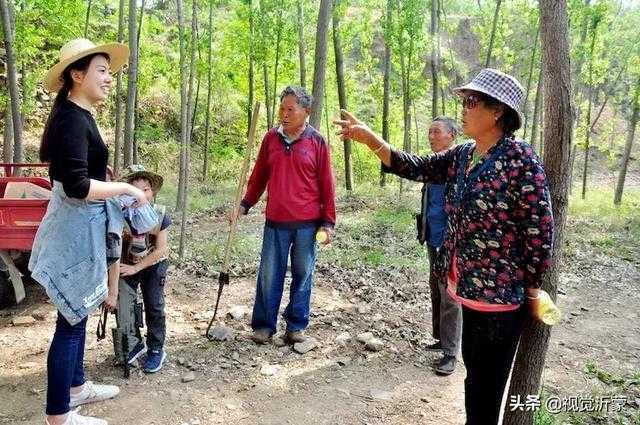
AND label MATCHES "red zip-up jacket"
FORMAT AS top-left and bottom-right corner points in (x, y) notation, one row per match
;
(241, 125), (336, 229)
